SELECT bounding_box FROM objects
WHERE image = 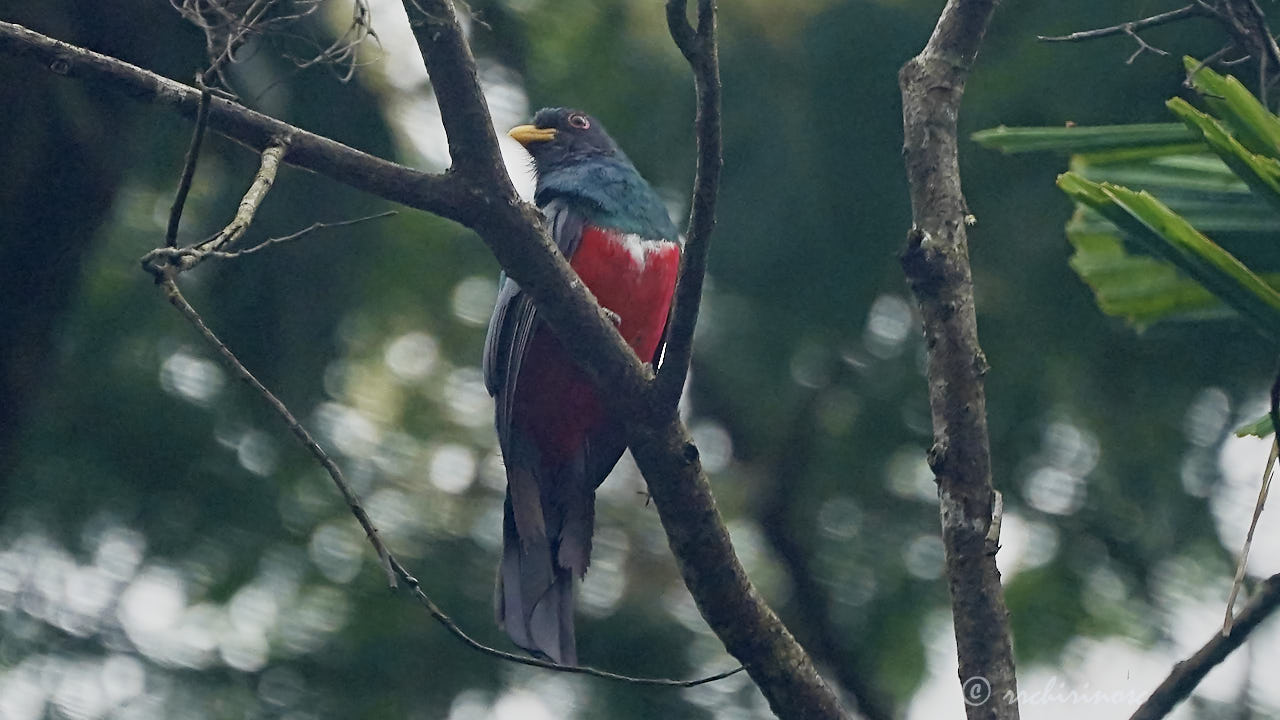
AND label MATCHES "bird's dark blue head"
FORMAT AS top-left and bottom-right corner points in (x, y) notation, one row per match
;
(509, 107), (676, 239)
(508, 108), (626, 173)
